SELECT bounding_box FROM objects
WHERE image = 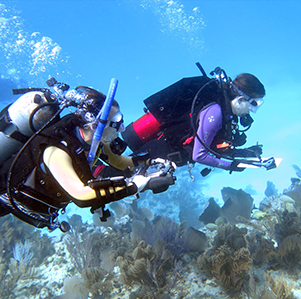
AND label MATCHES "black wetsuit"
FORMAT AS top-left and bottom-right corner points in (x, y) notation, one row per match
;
(0, 114), (136, 229)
